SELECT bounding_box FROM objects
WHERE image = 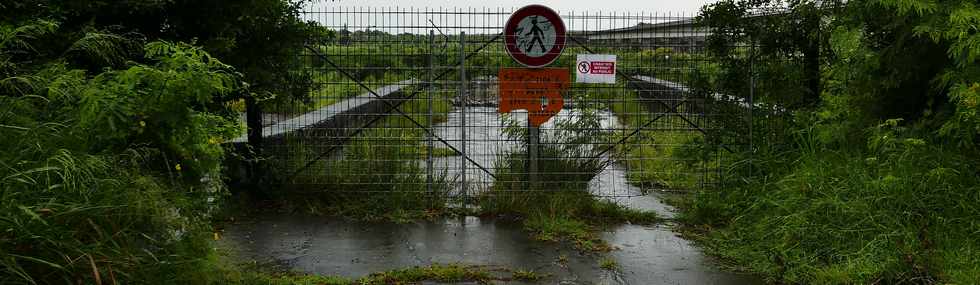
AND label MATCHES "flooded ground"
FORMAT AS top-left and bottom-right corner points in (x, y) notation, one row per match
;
(221, 214), (756, 284)
(220, 107), (759, 284)
(427, 107), (637, 198)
